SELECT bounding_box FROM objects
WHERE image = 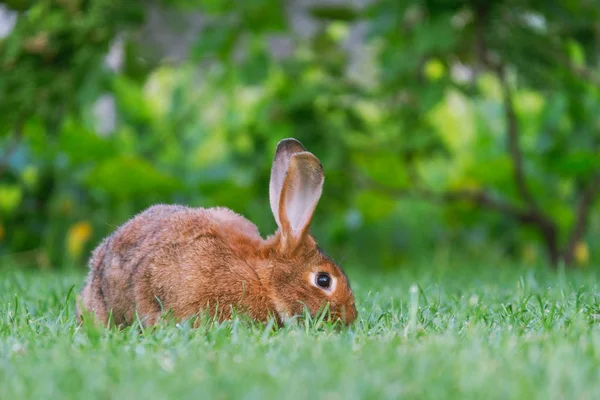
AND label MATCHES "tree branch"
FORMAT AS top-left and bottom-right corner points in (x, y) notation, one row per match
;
(565, 62), (600, 87)
(537, 46), (600, 87)
(496, 67), (540, 212)
(356, 173), (561, 267)
(357, 173), (537, 224)
(474, 5), (542, 213)
(493, 66), (560, 265)
(564, 175), (600, 264)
